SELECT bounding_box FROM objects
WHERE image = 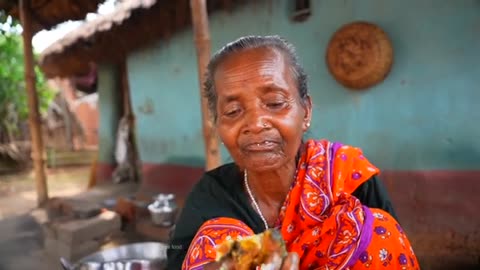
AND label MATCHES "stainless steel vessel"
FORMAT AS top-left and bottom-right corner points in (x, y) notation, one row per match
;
(148, 193), (177, 227)
(61, 242), (167, 270)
